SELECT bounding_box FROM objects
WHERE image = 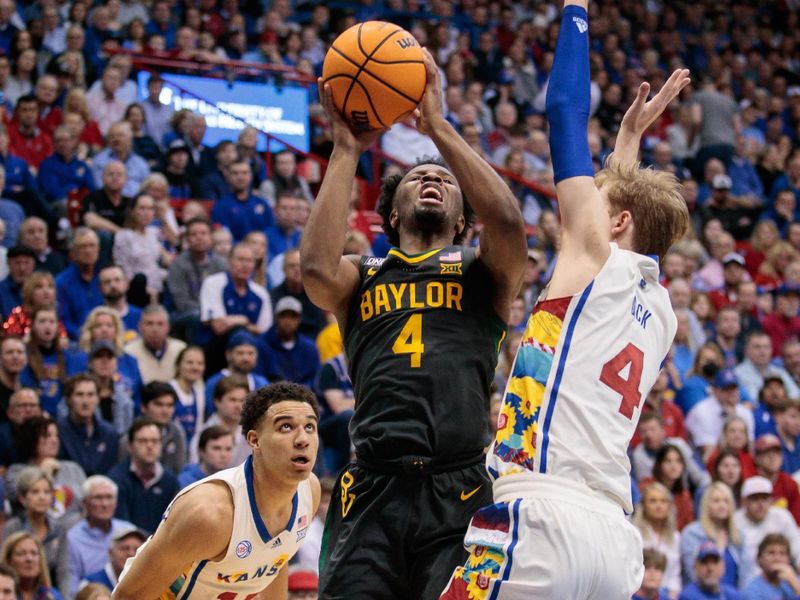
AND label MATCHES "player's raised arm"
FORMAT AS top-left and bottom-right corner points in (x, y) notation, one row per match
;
(416, 49), (527, 320)
(614, 69), (691, 167)
(545, 0), (611, 290)
(111, 483), (232, 600)
(299, 83), (384, 318)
